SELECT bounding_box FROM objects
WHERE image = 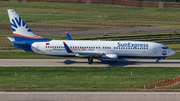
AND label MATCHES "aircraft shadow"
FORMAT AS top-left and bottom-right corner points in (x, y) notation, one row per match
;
(63, 60), (86, 65)
(63, 60), (108, 65)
